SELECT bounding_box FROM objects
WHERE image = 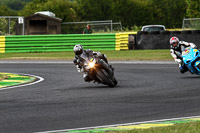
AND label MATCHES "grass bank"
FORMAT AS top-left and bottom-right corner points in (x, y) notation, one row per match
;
(0, 49), (173, 61)
(0, 74), (9, 81)
(112, 121), (200, 133)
